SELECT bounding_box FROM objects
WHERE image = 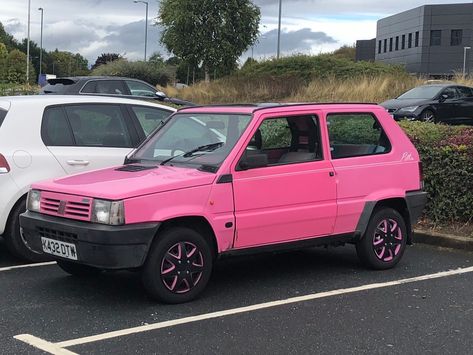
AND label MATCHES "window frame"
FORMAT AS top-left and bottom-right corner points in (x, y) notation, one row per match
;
(395, 36), (399, 51)
(378, 40), (382, 54)
(235, 114), (324, 171)
(383, 39), (387, 53)
(408, 33), (413, 48)
(326, 112), (392, 160)
(415, 31), (419, 47)
(401, 34), (406, 50)
(41, 105), (75, 147)
(430, 30), (441, 46)
(126, 104), (174, 141)
(450, 29), (463, 46)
